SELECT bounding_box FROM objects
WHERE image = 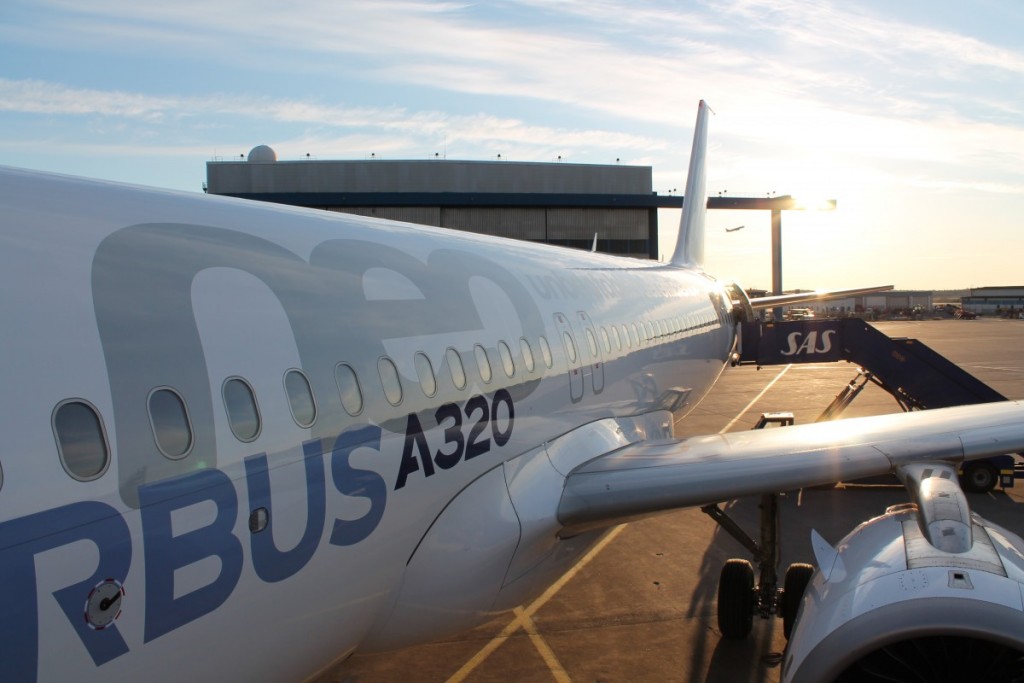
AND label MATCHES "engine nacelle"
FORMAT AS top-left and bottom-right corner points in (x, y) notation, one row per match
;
(784, 503), (1024, 682)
